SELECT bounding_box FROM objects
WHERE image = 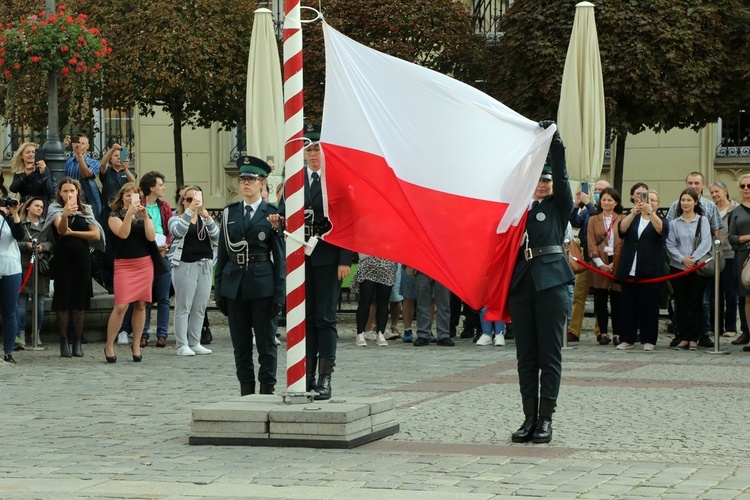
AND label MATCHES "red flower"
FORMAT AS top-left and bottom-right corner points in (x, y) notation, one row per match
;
(66, 16), (74, 23)
(0, 60), (4, 67)
(30, 56), (41, 63)
(74, 53), (80, 59)
(61, 66), (70, 76)
(38, 11), (46, 18)
(100, 38), (107, 45)
(78, 36), (85, 42)
(20, 19), (27, 25)
(68, 58), (77, 65)
(4, 69), (12, 77)
(94, 51), (101, 58)
(60, 45), (69, 53)
(31, 25), (37, 31)
(89, 28), (100, 36)
(93, 62), (100, 69)
(49, 14), (57, 23)
(58, 4), (67, 10)
(12, 62), (20, 70)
